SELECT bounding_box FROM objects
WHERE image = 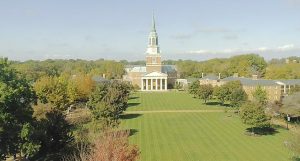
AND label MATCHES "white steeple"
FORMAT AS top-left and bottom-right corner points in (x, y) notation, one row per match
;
(146, 13), (160, 55)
